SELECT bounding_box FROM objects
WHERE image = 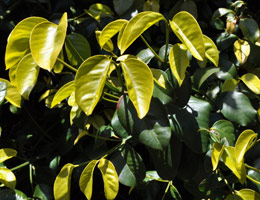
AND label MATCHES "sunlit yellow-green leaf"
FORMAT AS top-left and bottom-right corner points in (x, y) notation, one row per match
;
(225, 194), (243, 200)
(54, 50), (64, 73)
(118, 11), (165, 54)
(169, 43), (189, 86)
(85, 3), (114, 22)
(75, 55), (111, 116)
(98, 158), (119, 200)
(5, 17), (47, 70)
(30, 13), (67, 71)
(170, 11), (205, 61)
(203, 35), (219, 66)
(9, 66), (18, 86)
(51, 81), (74, 108)
(99, 19), (128, 49)
(0, 78), (21, 108)
(16, 53), (40, 100)
(74, 130), (88, 145)
(236, 189), (260, 200)
(95, 31), (114, 52)
(151, 68), (166, 89)
(0, 148), (17, 163)
(222, 79), (239, 92)
(235, 129), (257, 164)
(222, 146), (246, 184)
(79, 160), (99, 200)
(241, 73), (260, 94)
(121, 58), (153, 119)
(211, 142), (224, 171)
(53, 163), (75, 200)
(0, 167), (16, 189)
(234, 39), (250, 64)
